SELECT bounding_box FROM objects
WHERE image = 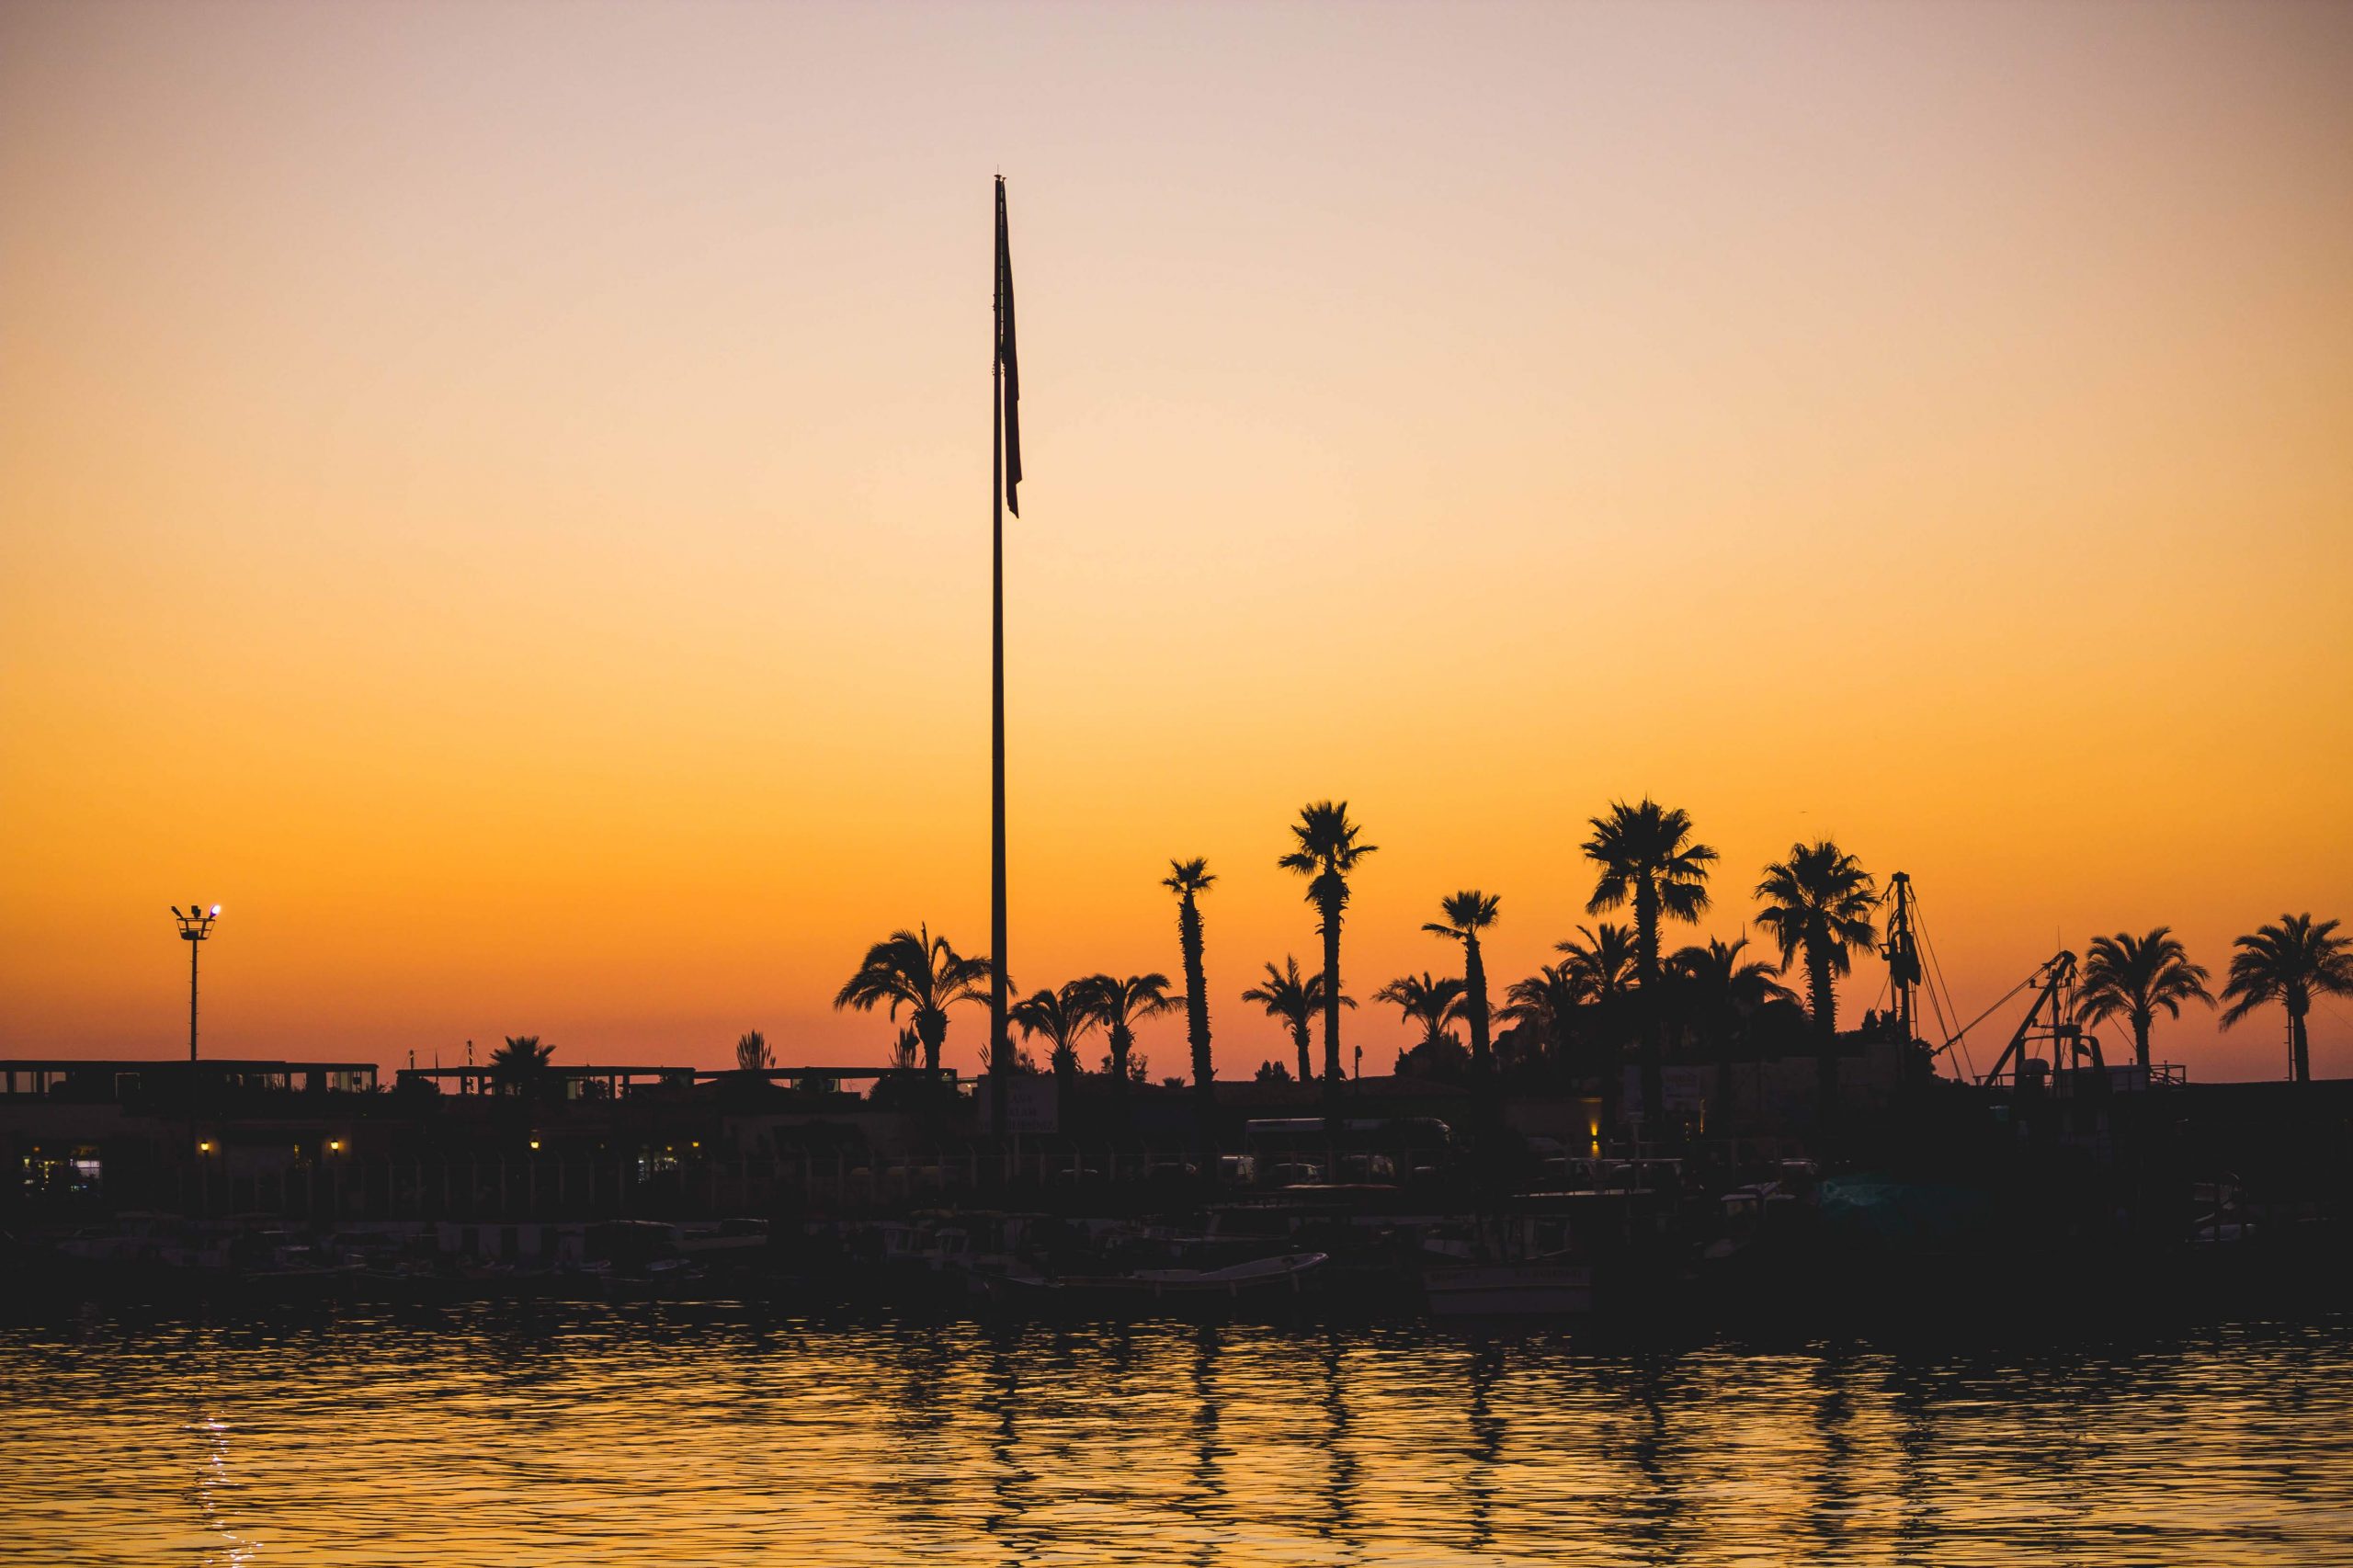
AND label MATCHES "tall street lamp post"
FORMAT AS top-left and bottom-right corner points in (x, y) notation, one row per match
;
(171, 903), (221, 1062)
